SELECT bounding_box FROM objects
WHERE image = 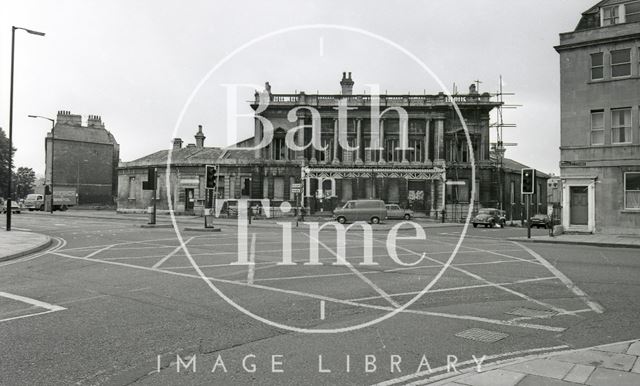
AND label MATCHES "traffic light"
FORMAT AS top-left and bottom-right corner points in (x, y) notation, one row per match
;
(142, 167), (156, 190)
(206, 165), (217, 189)
(521, 168), (535, 194)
